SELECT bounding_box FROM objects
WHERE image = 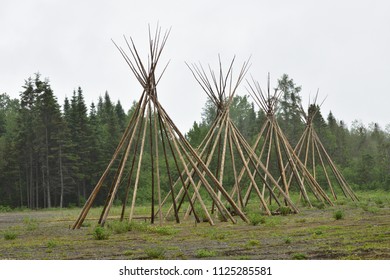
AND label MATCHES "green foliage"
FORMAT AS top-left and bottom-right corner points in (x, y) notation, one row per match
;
(284, 237), (292, 244)
(3, 230), (17, 240)
(93, 226), (110, 240)
(246, 239), (260, 247)
(153, 226), (178, 236)
(107, 221), (131, 234)
(248, 213), (266, 226)
(333, 210), (344, 220)
(279, 206), (291, 216)
(0, 205), (12, 213)
(195, 249), (217, 258)
(0, 72), (389, 209)
(47, 240), (58, 248)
